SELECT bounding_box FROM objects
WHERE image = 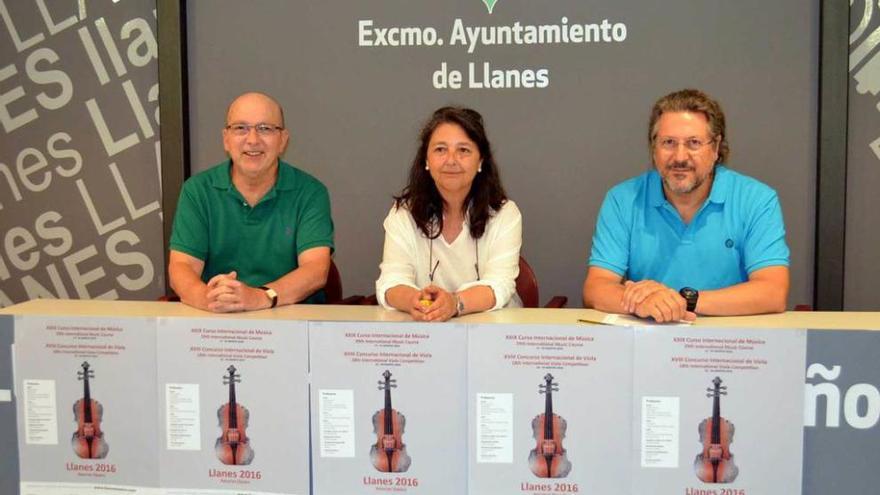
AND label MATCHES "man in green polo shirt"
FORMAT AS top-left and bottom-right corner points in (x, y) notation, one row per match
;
(168, 92), (334, 312)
